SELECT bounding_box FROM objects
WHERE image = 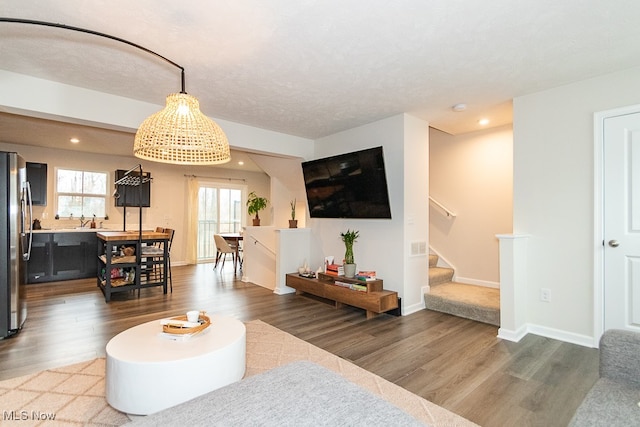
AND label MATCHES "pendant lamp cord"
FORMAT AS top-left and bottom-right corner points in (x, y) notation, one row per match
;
(0, 17), (187, 93)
